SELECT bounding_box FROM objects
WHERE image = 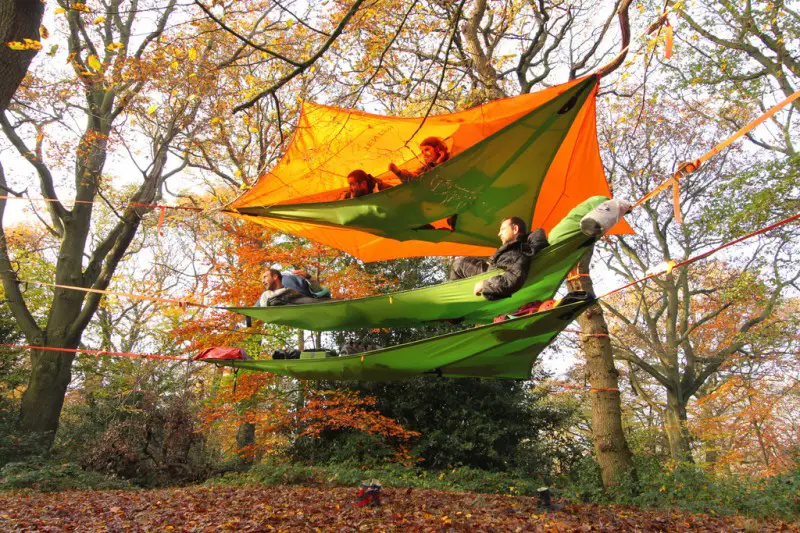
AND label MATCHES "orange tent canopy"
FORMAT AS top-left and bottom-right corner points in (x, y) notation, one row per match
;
(229, 77), (632, 262)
